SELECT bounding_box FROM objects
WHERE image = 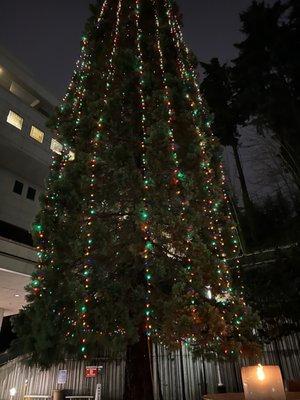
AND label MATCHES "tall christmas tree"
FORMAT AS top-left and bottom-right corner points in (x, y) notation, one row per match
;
(14, 0), (258, 398)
